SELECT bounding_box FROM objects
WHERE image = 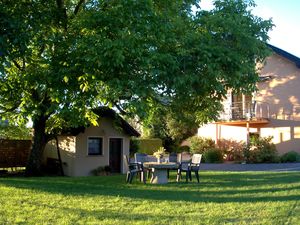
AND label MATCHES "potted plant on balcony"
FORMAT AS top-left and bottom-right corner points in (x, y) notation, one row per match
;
(153, 147), (166, 163)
